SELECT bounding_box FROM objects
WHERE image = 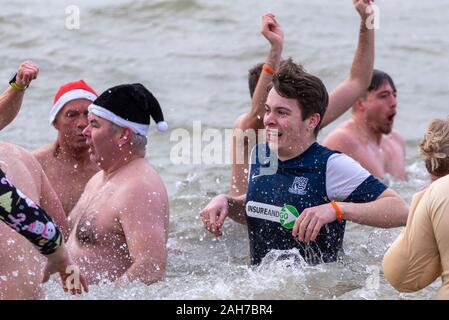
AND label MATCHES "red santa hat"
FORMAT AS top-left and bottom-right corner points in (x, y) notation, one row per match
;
(50, 80), (97, 124)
